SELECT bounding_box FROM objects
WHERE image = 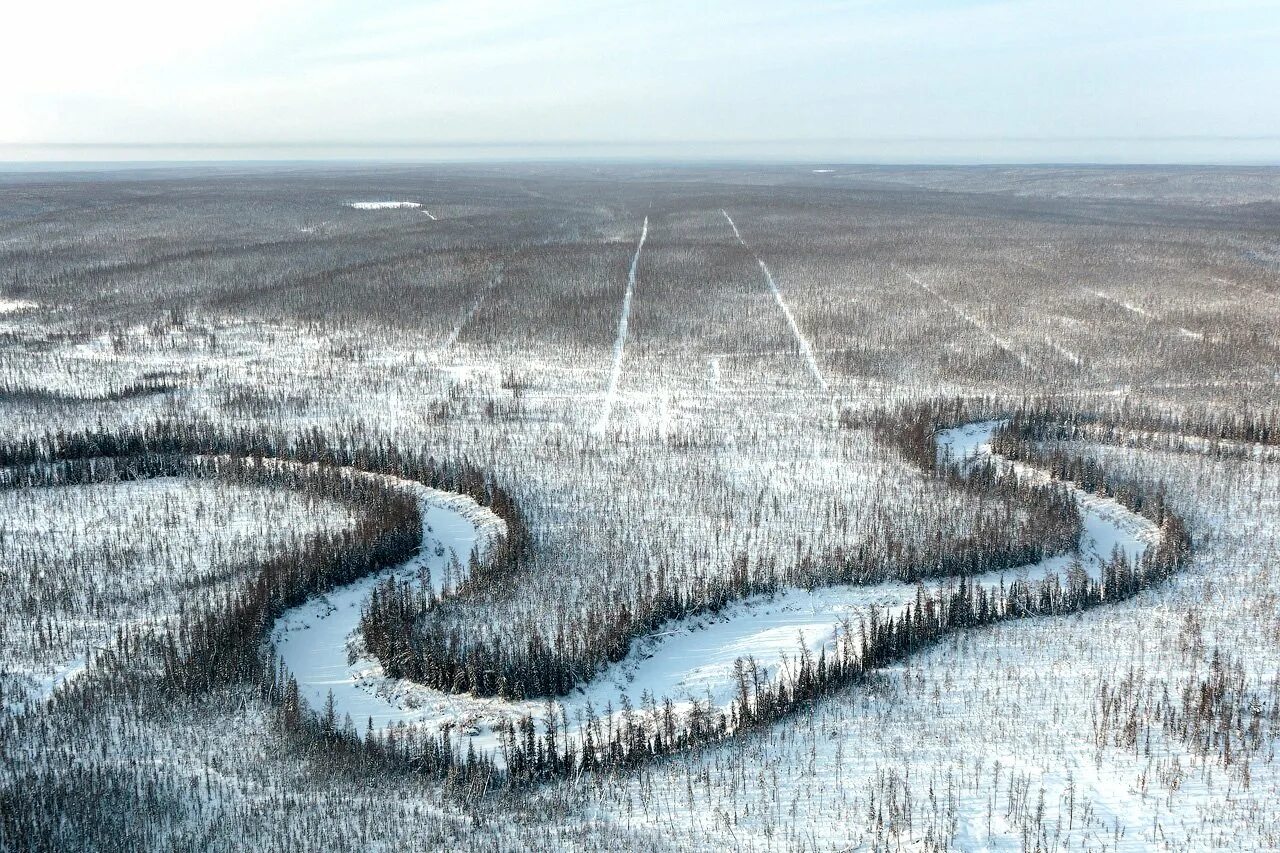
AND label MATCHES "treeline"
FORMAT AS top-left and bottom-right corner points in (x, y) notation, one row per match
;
(347, 422), (1192, 788)
(1011, 398), (1280, 447)
(869, 395), (1280, 470)
(0, 419), (528, 557)
(870, 397), (1192, 560)
(473, 410), (1193, 785)
(863, 396), (991, 473)
(0, 376), (179, 405)
(359, 455), (1079, 701)
(0, 419), (526, 706)
(809, 461), (1079, 586)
